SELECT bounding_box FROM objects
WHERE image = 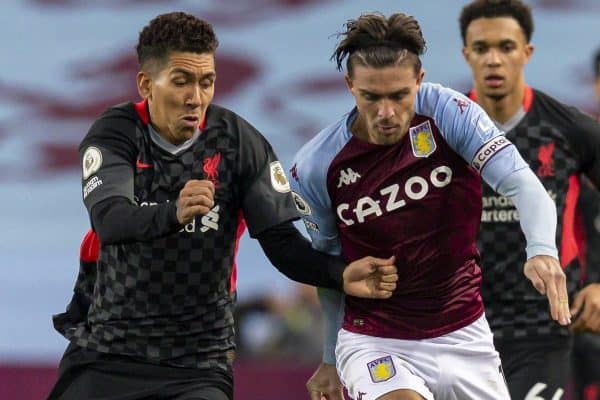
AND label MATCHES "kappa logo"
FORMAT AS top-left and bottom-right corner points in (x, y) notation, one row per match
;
(290, 163), (299, 182)
(367, 355), (396, 383)
(357, 391), (367, 400)
(270, 161), (291, 193)
(82, 146), (103, 180)
(337, 168), (361, 188)
(409, 120), (436, 158)
(453, 97), (470, 114)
